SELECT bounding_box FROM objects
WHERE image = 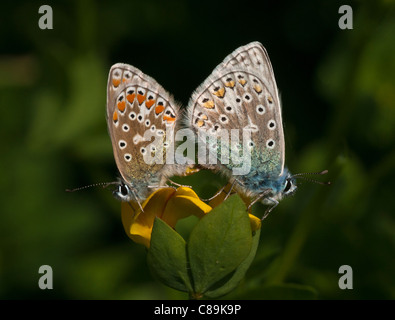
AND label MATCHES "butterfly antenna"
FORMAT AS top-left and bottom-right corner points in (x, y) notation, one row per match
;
(292, 170), (331, 185)
(66, 181), (119, 192)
